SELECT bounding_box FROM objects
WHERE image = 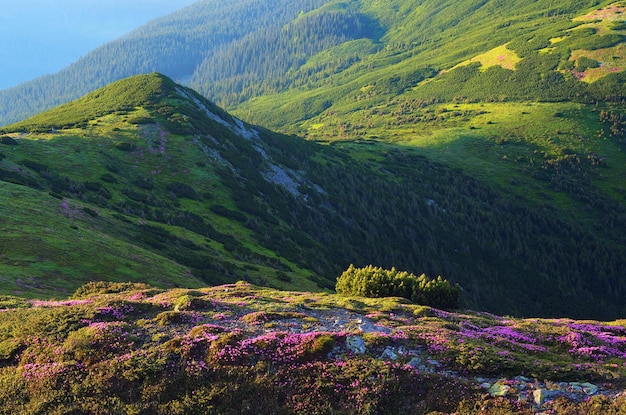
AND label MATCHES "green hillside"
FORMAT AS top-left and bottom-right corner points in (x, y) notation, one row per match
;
(231, 0), (626, 130)
(0, 3), (625, 412)
(1, 73), (625, 319)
